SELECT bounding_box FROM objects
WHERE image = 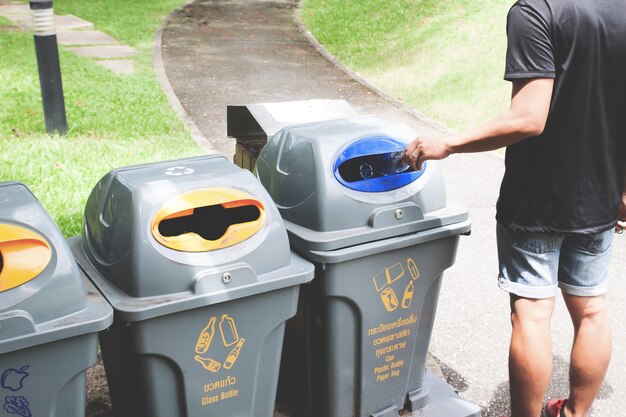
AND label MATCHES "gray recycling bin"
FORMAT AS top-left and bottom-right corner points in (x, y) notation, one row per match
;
(0, 182), (113, 417)
(69, 155), (314, 417)
(255, 117), (481, 417)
